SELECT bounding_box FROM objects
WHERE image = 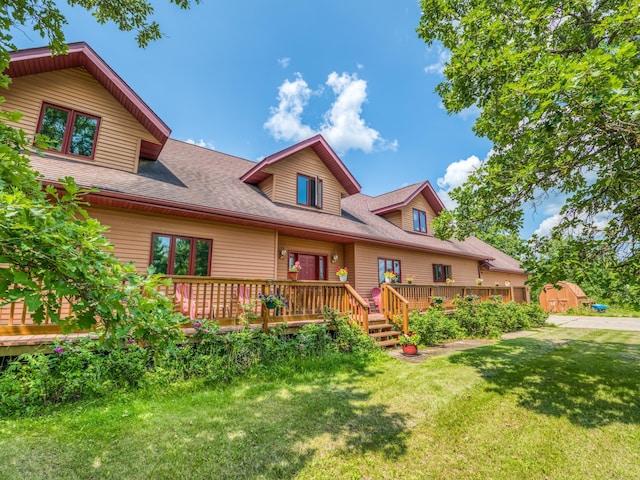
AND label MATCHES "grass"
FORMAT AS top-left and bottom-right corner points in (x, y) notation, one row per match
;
(2, 328), (640, 479)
